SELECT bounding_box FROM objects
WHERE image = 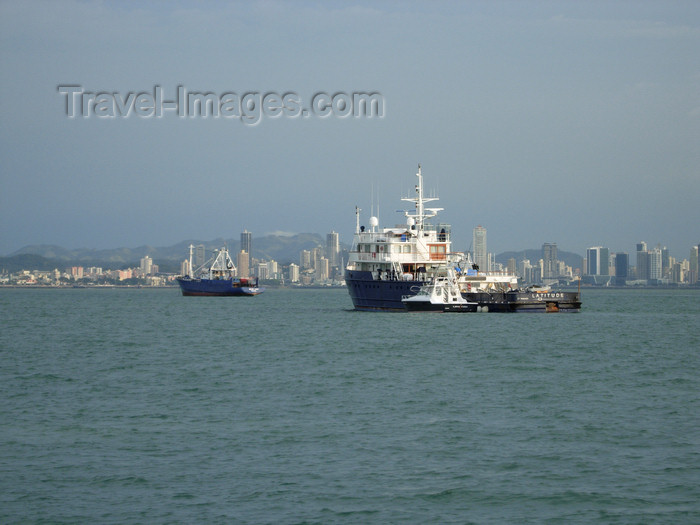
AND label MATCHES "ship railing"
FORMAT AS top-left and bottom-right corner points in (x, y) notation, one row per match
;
(353, 228), (451, 243)
(353, 252), (415, 263)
